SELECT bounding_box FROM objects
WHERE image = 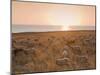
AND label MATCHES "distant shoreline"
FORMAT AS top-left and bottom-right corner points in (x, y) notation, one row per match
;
(12, 30), (96, 34)
(12, 25), (95, 33)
